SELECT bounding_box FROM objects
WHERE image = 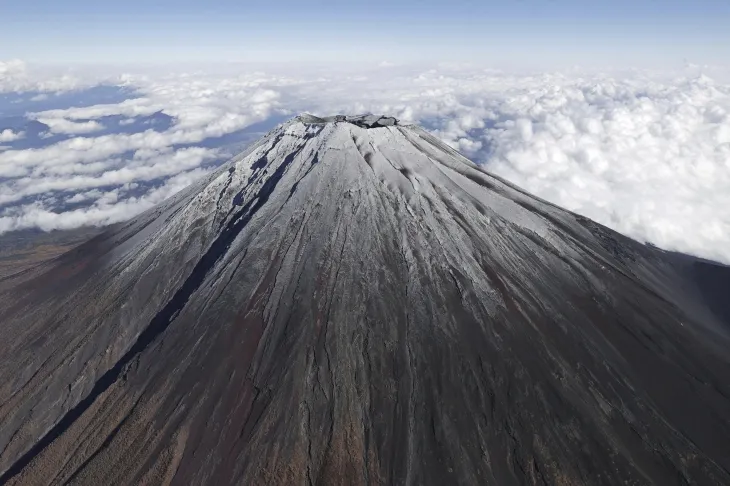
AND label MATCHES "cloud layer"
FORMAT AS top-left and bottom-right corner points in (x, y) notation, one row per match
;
(1, 61), (729, 264)
(0, 60), (97, 94)
(0, 129), (23, 142)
